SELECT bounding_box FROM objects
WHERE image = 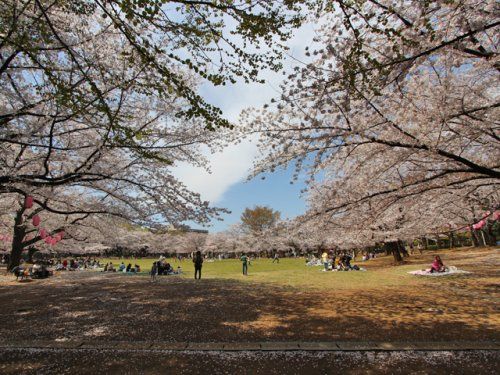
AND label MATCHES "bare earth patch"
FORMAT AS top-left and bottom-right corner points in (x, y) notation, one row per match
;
(0, 247), (498, 373)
